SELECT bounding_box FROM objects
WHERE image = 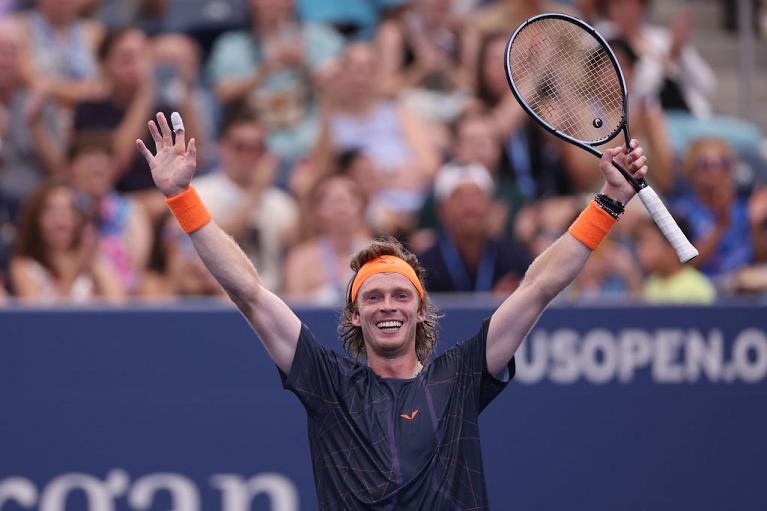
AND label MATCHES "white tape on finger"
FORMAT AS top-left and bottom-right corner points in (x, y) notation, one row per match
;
(638, 187), (699, 263)
(171, 111), (185, 133)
